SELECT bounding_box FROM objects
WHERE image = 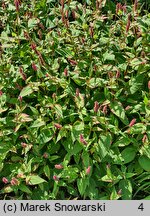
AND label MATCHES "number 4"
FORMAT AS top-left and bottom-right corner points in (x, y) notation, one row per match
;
(138, 203), (144, 211)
